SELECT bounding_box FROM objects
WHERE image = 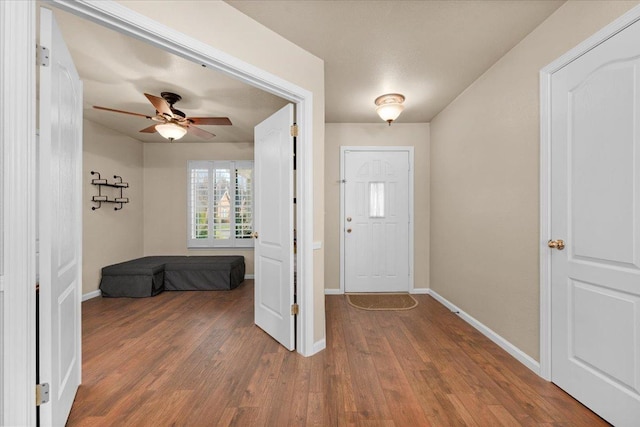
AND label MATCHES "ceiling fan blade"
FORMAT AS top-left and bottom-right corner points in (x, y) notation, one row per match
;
(139, 124), (157, 133)
(187, 124), (215, 140)
(188, 117), (232, 126)
(144, 93), (173, 118)
(93, 105), (152, 119)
